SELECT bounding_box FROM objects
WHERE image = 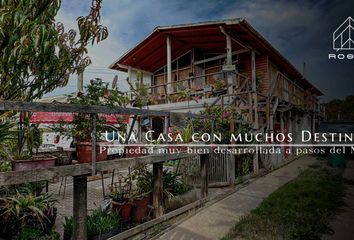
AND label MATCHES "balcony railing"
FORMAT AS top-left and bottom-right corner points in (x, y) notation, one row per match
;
(126, 71), (250, 105)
